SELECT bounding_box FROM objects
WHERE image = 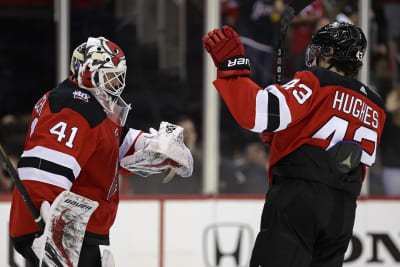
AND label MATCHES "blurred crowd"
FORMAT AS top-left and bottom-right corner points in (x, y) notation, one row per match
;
(1, 0), (400, 196)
